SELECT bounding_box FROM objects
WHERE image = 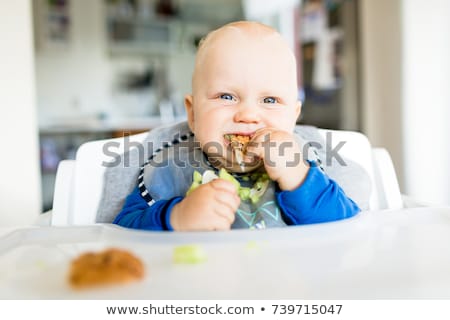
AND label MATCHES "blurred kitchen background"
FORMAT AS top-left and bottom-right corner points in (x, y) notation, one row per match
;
(1, 0), (450, 225)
